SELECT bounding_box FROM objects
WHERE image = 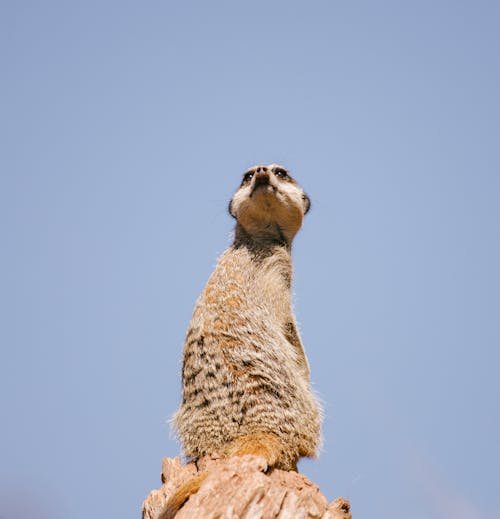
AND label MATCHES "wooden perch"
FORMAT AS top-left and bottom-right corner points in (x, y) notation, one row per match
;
(142, 455), (351, 519)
